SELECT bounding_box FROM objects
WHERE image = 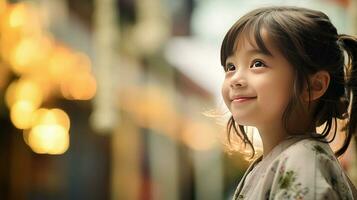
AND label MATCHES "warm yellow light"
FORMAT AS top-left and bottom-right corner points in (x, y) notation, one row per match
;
(6, 2), (41, 35)
(0, 0), (7, 15)
(51, 109), (70, 131)
(181, 121), (217, 151)
(10, 38), (41, 74)
(31, 108), (70, 131)
(0, 2), (45, 71)
(5, 79), (43, 108)
(28, 124), (69, 154)
(48, 46), (75, 82)
(61, 73), (97, 100)
(10, 100), (36, 129)
(8, 3), (27, 28)
(55, 50), (96, 100)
